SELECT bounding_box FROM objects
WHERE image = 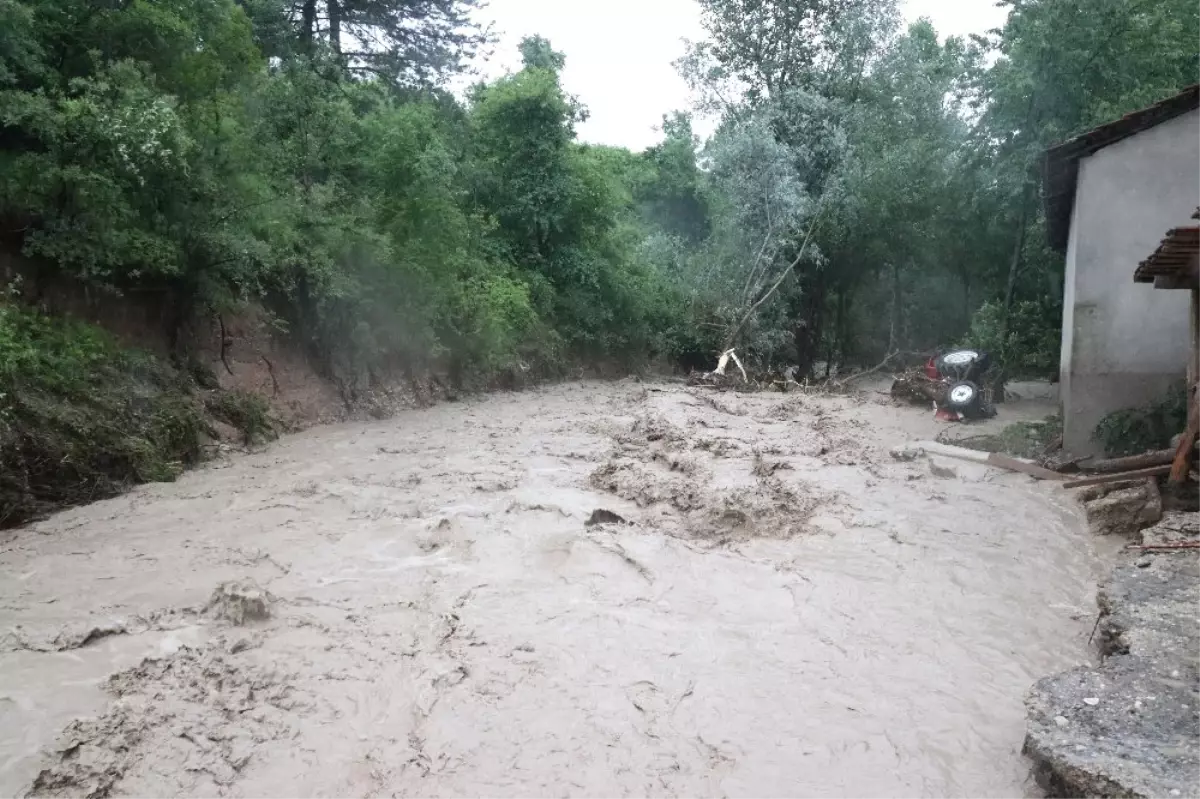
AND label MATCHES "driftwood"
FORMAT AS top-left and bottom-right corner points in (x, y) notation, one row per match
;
(832, 351), (901, 388)
(711, 348), (748, 382)
(1084, 441), (1200, 472)
(890, 373), (945, 404)
(1078, 449), (1175, 473)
